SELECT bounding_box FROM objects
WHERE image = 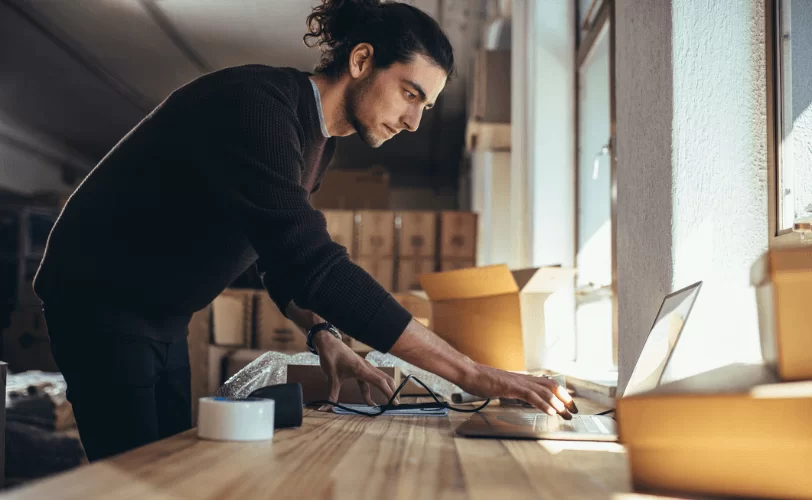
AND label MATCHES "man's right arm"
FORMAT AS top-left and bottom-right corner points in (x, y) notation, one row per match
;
(389, 319), (575, 418)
